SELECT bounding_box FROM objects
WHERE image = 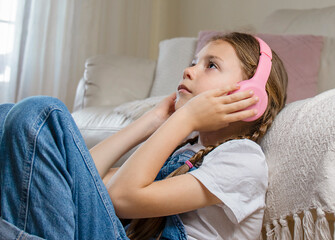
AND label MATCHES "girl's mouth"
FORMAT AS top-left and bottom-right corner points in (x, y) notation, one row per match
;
(178, 84), (192, 94)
